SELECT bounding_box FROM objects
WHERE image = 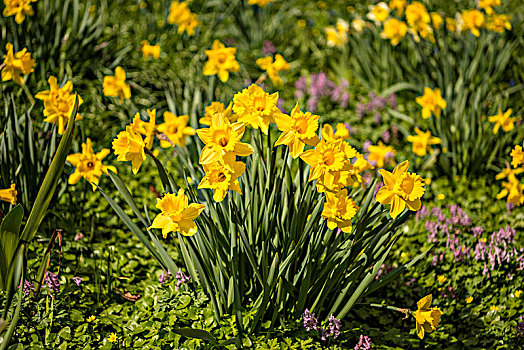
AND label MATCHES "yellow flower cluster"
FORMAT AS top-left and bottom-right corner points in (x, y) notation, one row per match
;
(496, 142), (524, 206)
(1, 43), (36, 85)
(66, 138), (117, 191)
(413, 295), (442, 339)
(407, 127), (441, 157)
(203, 40), (240, 83)
(325, 19), (350, 47)
(103, 66), (131, 104)
(416, 87), (446, 119)
(35, 76), (83, 135)
(488, 108), (515, 134)
(0, 184), (17, 205)
(112, 109), (195, 174)
(167, 1), (200, 36)
(256, 54), (289, 86)
(2, 0), (36, 24)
